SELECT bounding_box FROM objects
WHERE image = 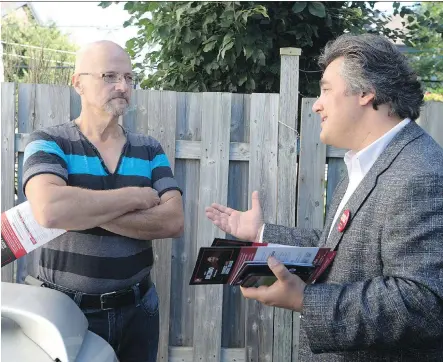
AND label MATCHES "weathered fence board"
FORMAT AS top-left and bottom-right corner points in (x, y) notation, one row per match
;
(326, 159), (347, 216)
(170, 92), (201, 348)
(70, 87), (81, 121)
(16, 83), (71, 283)
(417, 101), (443, 147)
(192, 93), (231, 362)
(246, 93), (279, 362)
(147, 90), (178, 362)
(274, 48), (302, 362)
(169, 347), (245, 362)
(293, 98), (327, 361)
(297, 98), (327, 230)
(222, 93), (249, 348)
